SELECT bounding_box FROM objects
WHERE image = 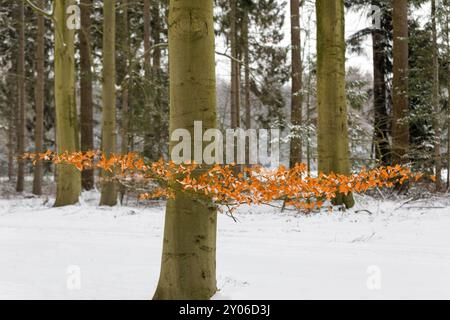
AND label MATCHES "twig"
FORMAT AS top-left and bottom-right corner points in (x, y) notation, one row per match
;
(25, 0), (54, 20)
